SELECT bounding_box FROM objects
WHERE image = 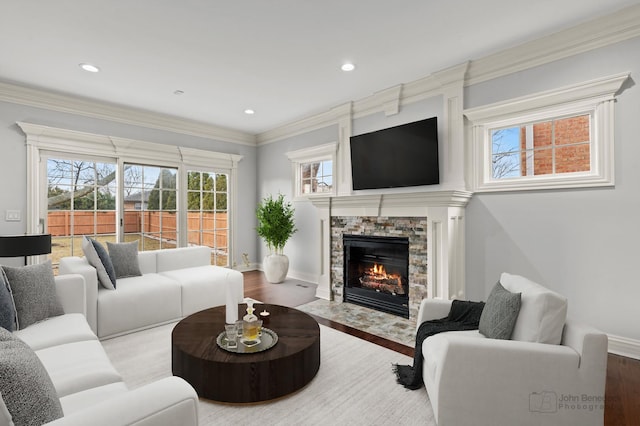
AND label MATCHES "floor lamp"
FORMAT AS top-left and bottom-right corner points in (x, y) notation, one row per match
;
(0, 234), (52, 265)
